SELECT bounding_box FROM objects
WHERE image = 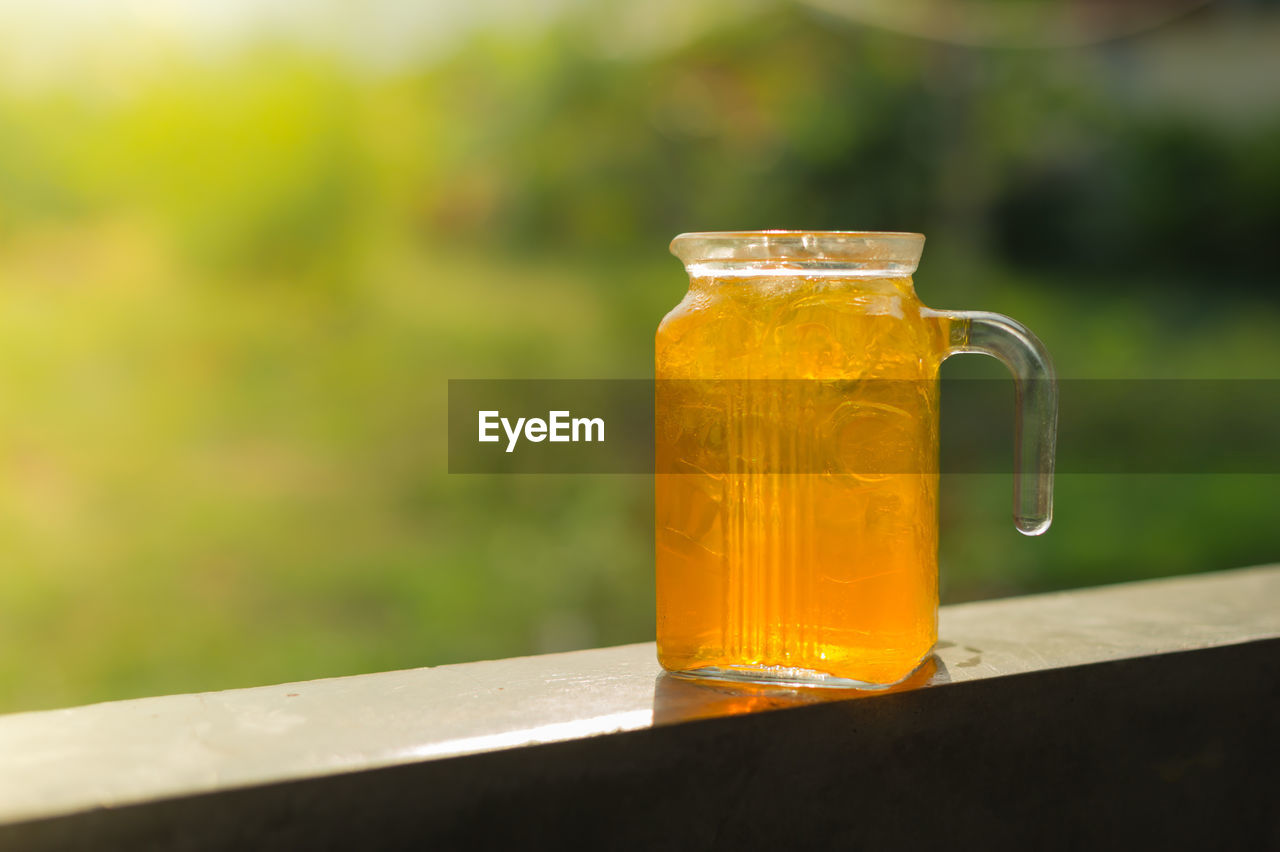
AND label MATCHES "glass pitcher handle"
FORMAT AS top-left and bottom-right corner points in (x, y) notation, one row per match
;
(940, 311), (1058, 535)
